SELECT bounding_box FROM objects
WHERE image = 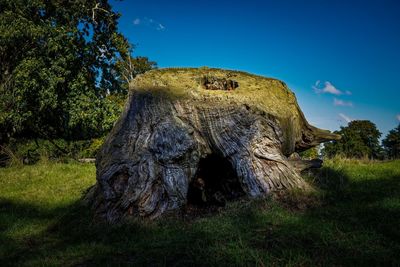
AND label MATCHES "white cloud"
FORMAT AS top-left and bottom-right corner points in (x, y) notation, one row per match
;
(397, 114), (400, 121)
(157, 23), (165, 31)
(339, 113), (353, 123)
(133, 18), (141, 25)
(133, 17), (166, 31)
(323, 81), (342, 95)
(334, 98), (353, 107)
(313, 81), (351, 95)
